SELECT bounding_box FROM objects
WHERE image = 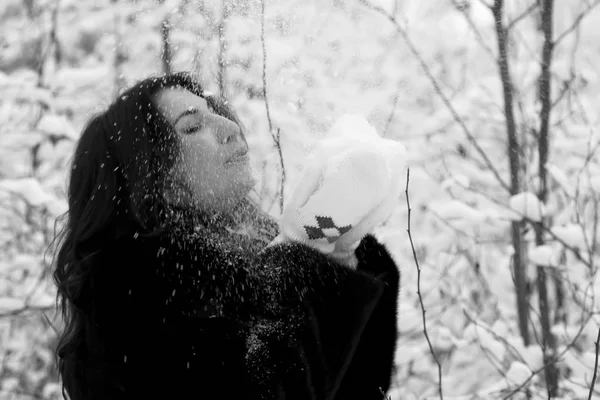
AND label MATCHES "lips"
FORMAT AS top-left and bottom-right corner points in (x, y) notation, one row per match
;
(226, 149), (249, 165)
